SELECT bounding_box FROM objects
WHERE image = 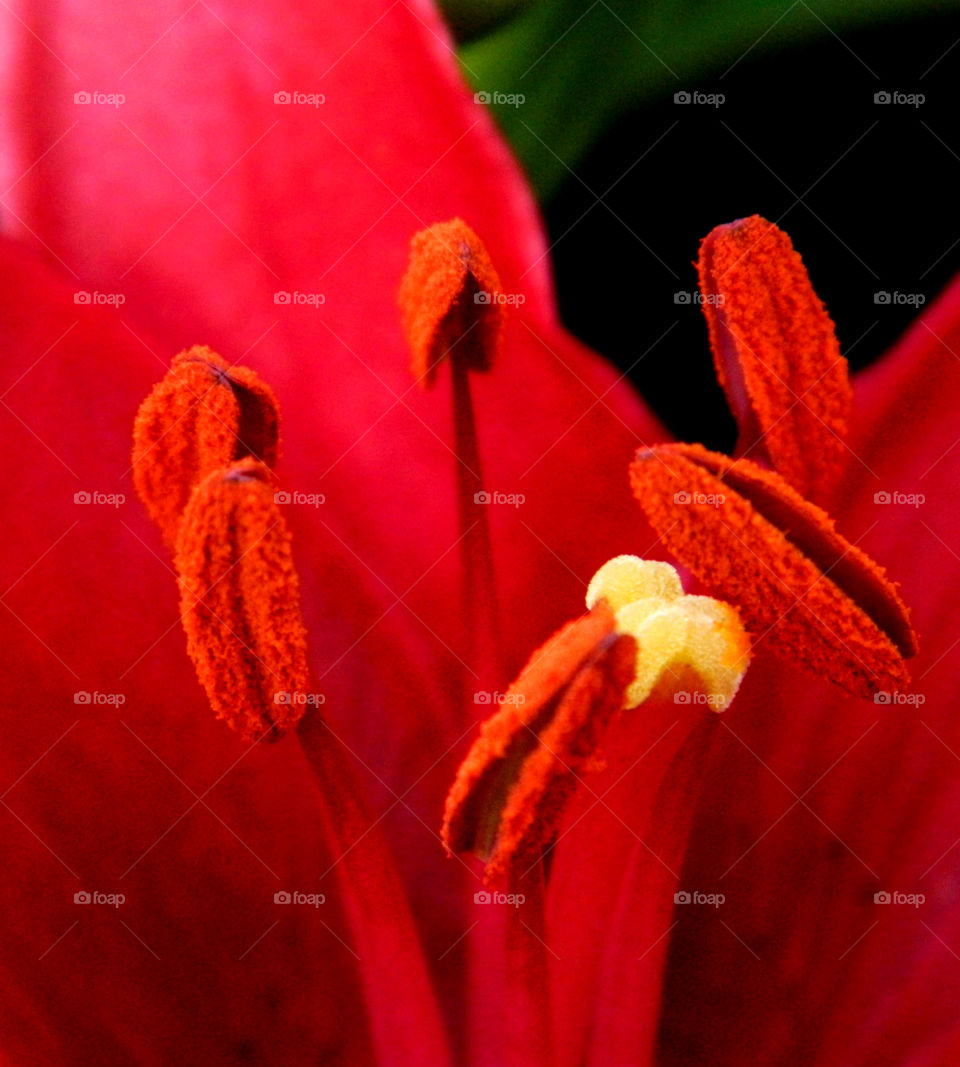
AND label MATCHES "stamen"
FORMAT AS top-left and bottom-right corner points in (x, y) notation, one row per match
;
(697, 215), (851, 503)
(132, 351), (453, 1063)
(399, 220), (506, 680)
(630, 442), (916, 699)
(175, 458), (310, 741)
(132, 345), (278, 546)
(397, 218), (504, 387)
(504, 867), (551, 1066)
(295, 714), (454, 1067)
(443, 603), (636, 886)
